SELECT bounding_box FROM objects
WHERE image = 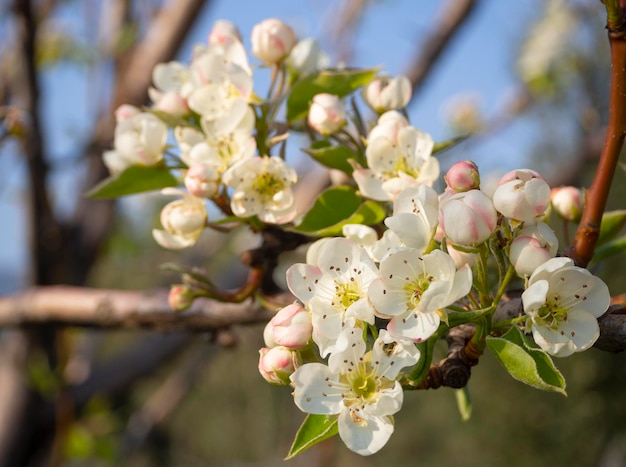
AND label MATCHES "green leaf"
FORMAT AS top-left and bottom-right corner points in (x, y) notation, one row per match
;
(447, 308), (490, 328)
(455, 387), (472, 422)
(292, 186), (385, 237)
(486, 326), (566, 395)
(592, 233), (626, 264)
(85, 165), (178, 199)
(285, 414), (338, 460)
(597, 210), (626, 246)
(404, 335), (439, 387)
(302, 140), (358, 174)
(149, 109), (197, 129)
(286, 67), (379, 121)
(432, 134), (469, 155)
